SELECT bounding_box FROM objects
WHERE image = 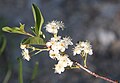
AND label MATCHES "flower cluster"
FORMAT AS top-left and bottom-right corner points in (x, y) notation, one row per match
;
(20, 20), (93, 74)
(20, 44), (30, 61)
(44, 21), (64, 34)
(73, 41), (93, 56)
(45, 21), (93, 74)
(46, 36), (73, 74)
(45, 20), (74, 74)
(46, 36), (73, 60)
